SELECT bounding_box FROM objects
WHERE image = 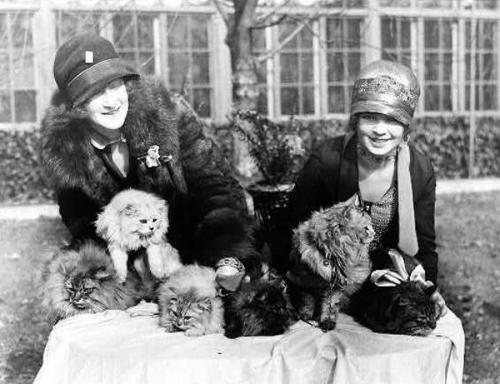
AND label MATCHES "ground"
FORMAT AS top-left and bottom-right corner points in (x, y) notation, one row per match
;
(0, 191), (499, 383)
